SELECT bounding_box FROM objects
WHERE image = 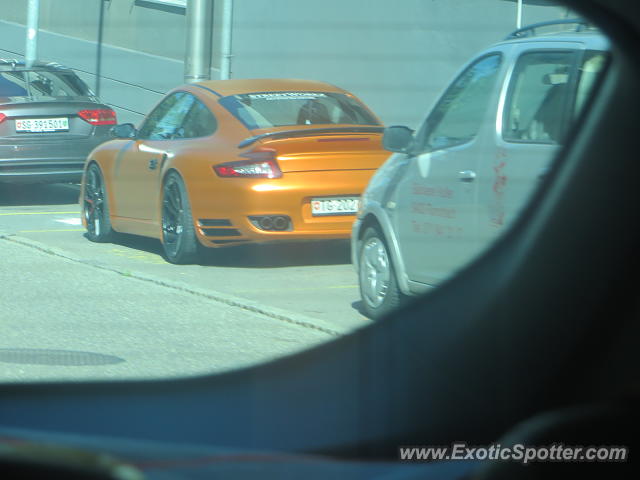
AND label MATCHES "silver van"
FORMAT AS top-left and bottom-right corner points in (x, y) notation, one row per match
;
(352, 20), (609, 319)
